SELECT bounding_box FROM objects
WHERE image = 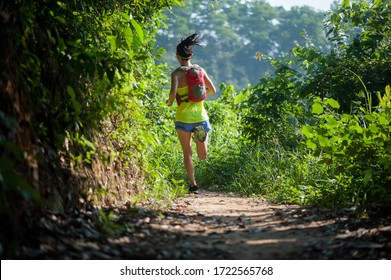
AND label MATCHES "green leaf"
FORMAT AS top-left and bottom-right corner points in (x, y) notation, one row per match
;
(234, 92), (245, 105)
(378, 116), (389, 125)
(305, 140), (317, 150)
(301, 126), (313, 138)
(172, 0), (184, 5)
(107, 35), (117, 50)
(342, 0), (350, 9)
(312, 102), (324, 115)
(66, 86), (81, 115)
(124, 26), (133, 48)
(369, 124), (379, 134)
(373, 0), (382, 8)
(131, 19), (144, 43)
(325, 98), (340, 109)
(363, 171), (372, 185)
(55, 15), (66, 24)
(349, 125), (363, 133)
(66, 85), (75, 98)
(325, 114), (337, 124)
